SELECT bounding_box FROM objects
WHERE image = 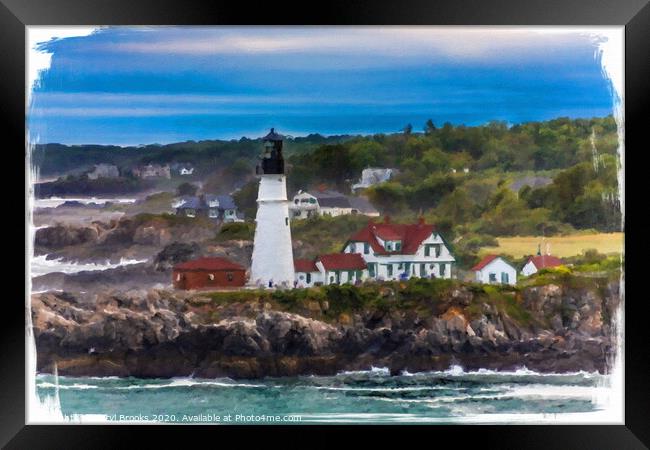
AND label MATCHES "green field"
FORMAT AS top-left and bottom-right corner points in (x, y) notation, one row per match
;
(481, 233), (623, 258)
